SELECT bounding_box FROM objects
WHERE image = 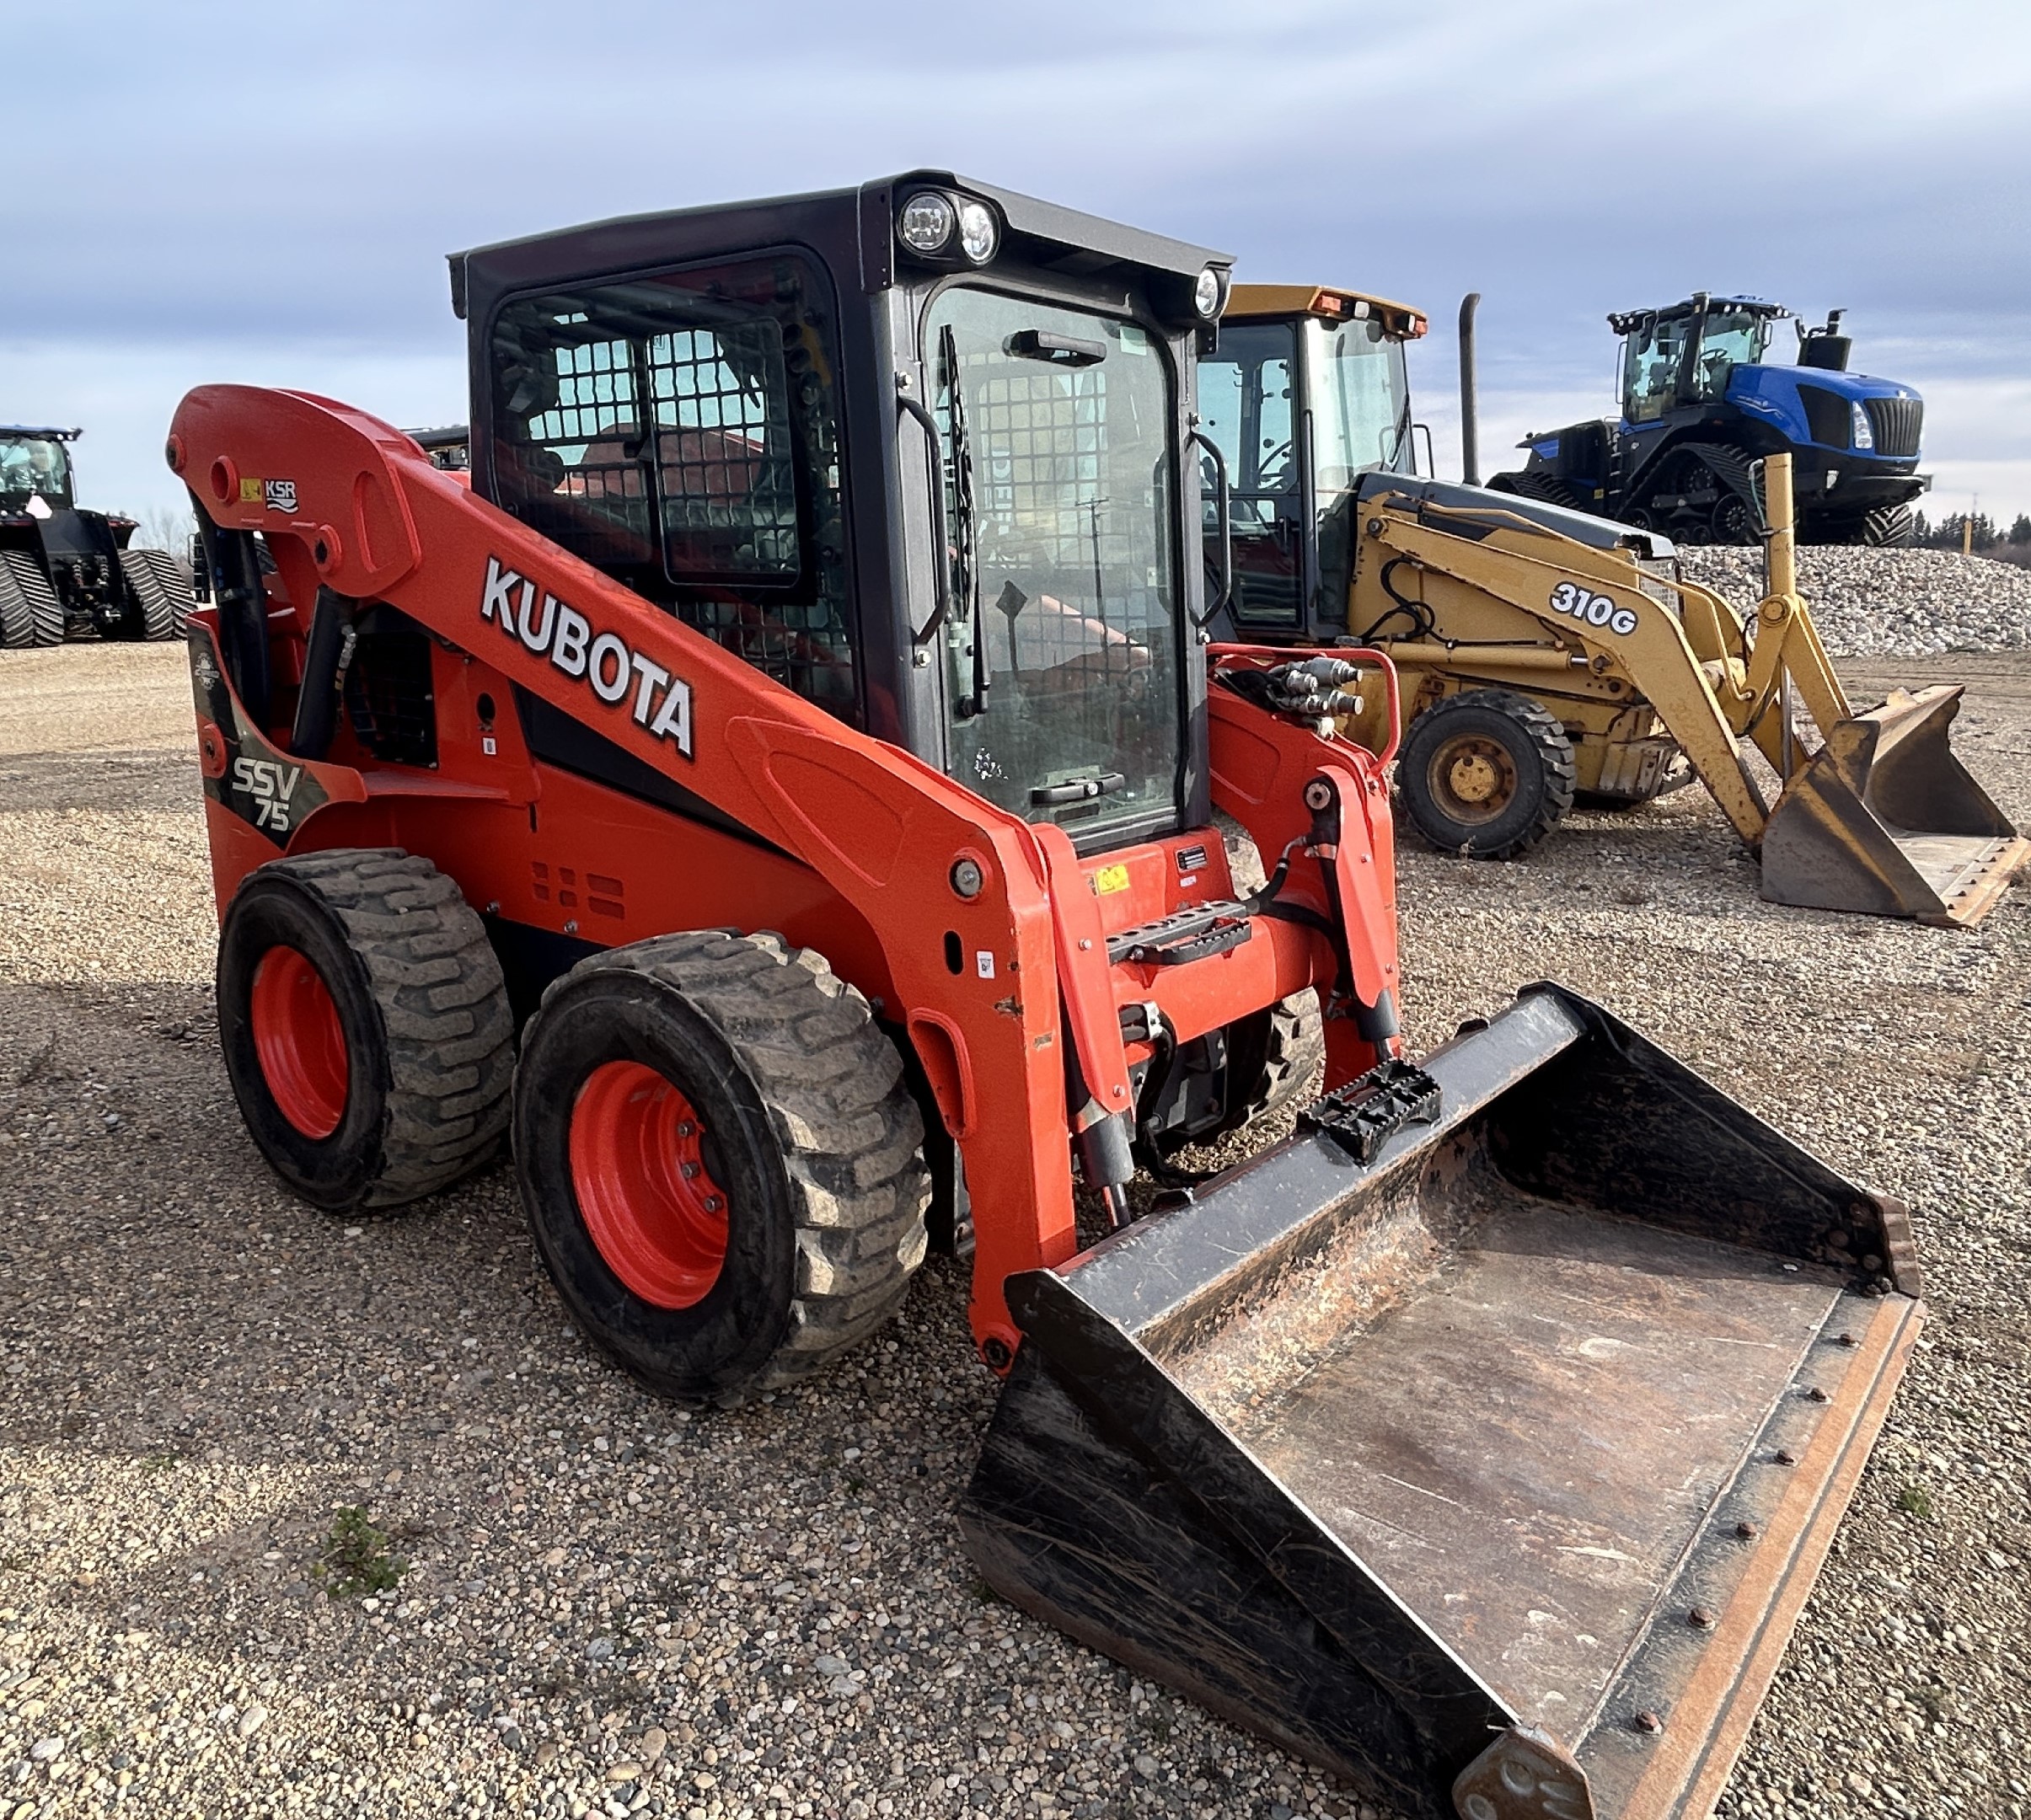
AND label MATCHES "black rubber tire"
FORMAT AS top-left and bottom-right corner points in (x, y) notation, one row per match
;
(0, 553), (65, 648)
(513, 929), (931, 1407)
(218, 848), (515, 1212)
(1397, 689), (1577, 859)
(1862, 504), (1915, 549)
(1227, 991), (1324, 1131)
(120, 549), (189, 640)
